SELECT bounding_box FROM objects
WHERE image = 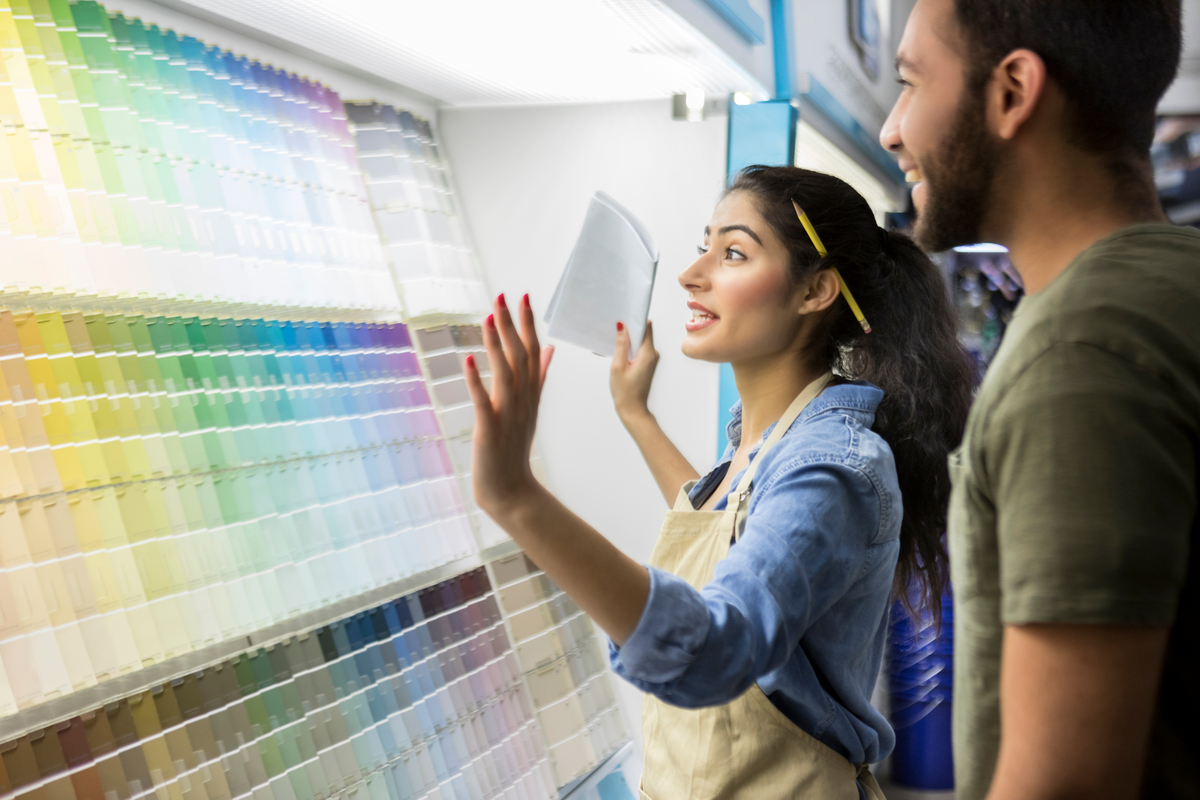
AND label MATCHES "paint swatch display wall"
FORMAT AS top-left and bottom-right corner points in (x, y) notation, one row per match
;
(0, 1), (631, 794)
(1, 0), (396, 315)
